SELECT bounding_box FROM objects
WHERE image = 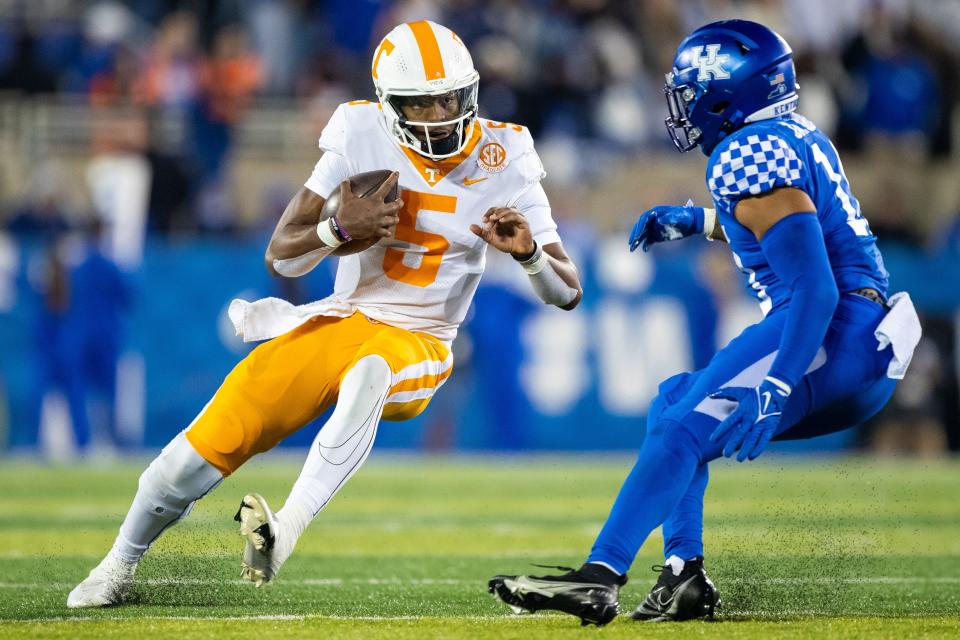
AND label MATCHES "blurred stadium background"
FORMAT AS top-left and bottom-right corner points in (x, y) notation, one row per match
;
(1, 0), (959, 460)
